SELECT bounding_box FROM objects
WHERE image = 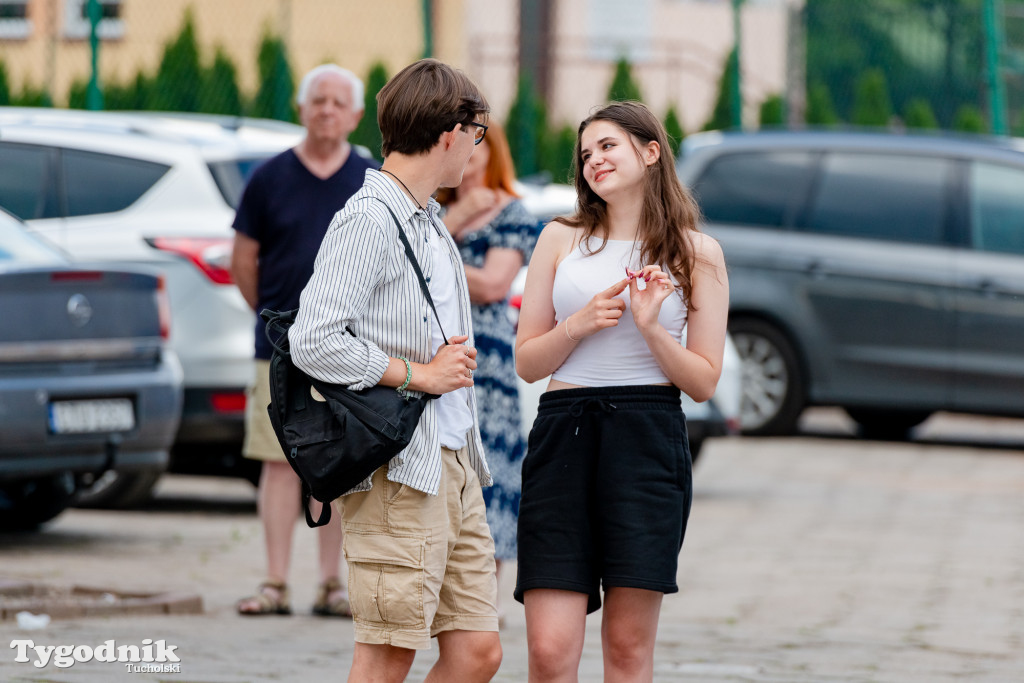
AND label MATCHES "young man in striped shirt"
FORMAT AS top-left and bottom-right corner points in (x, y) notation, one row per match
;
(289, 59), (501, 682)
